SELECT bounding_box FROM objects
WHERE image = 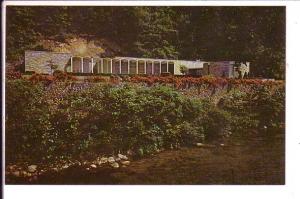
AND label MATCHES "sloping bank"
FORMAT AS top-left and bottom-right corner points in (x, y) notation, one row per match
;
(5, 79), (285, 184)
